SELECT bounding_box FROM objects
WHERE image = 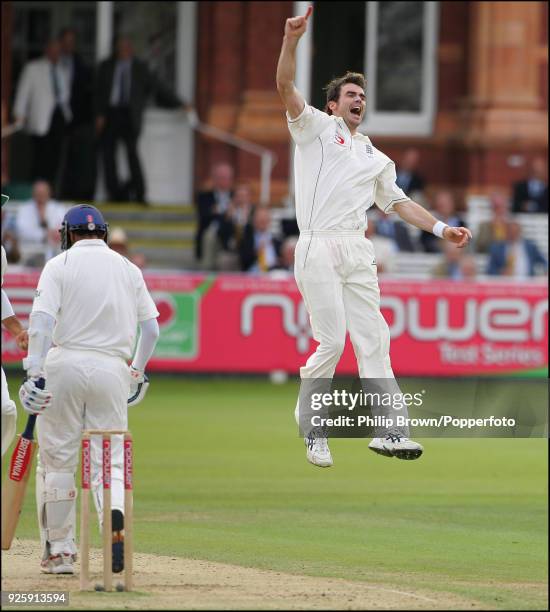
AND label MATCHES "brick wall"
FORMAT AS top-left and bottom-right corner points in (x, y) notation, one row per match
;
(195, 1), (548, 207)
